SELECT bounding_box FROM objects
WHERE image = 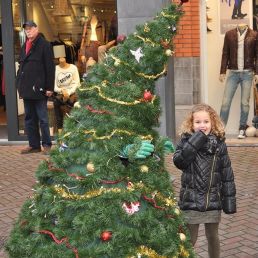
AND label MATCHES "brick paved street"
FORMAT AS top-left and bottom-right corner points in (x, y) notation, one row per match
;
(0, 145), (258, 258)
